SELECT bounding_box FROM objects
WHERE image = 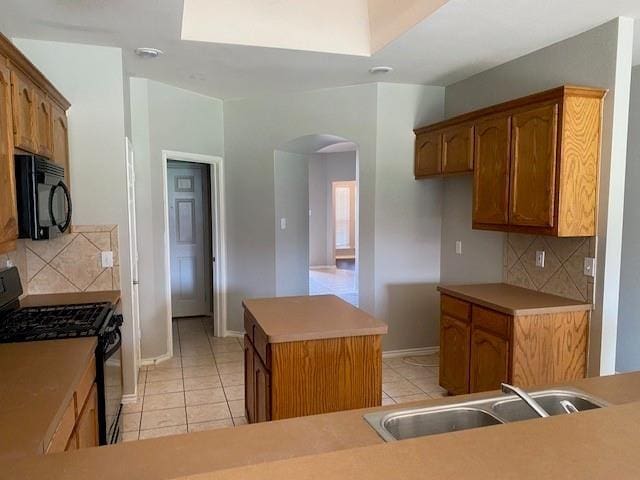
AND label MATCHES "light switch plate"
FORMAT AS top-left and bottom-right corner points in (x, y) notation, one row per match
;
(535, 250), (545, 268)
(584, 257), (596, 277)
(455, 241), (462, 255)
(280, 218), (287, 230)
(101, 251), (114, 268)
